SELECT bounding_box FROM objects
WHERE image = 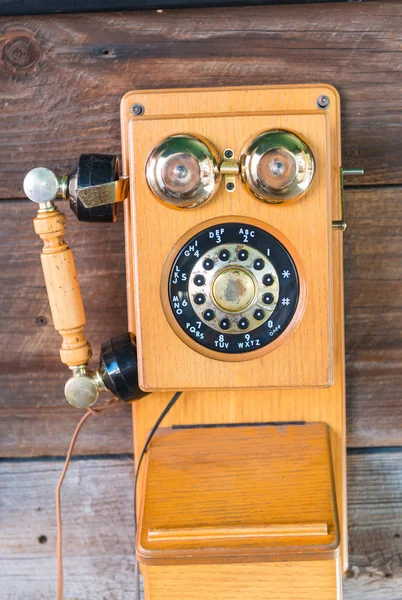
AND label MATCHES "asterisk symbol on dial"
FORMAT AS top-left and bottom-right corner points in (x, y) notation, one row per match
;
(282, 270), (290, 278)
